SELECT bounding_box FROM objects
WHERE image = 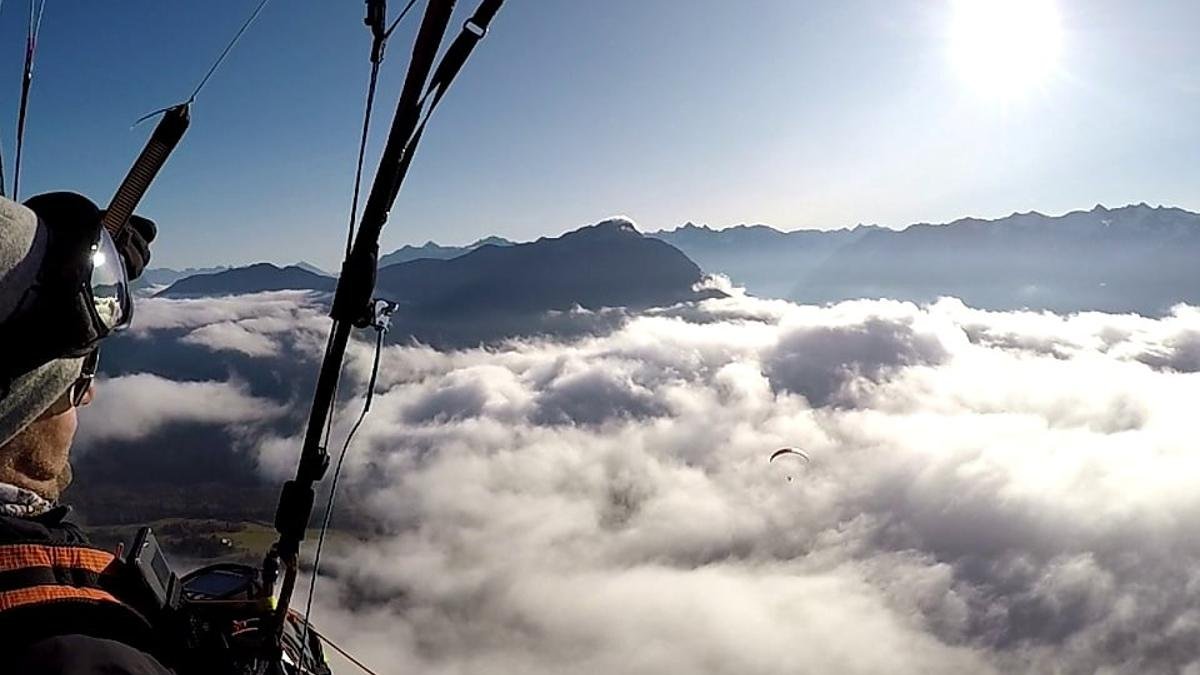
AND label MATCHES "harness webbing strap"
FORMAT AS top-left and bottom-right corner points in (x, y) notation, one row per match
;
(0, 544), (127, 612)
(0, 543), (116, 573)
(0, 585), (121, 612)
